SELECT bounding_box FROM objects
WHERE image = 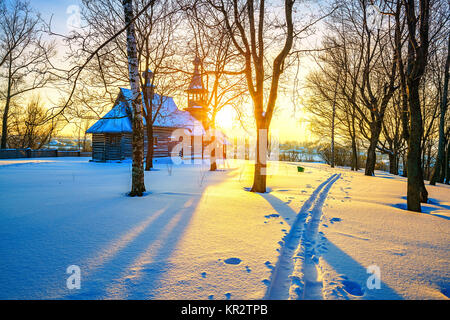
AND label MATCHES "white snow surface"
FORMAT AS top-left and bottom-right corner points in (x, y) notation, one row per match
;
(0, 158), (448, 300)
